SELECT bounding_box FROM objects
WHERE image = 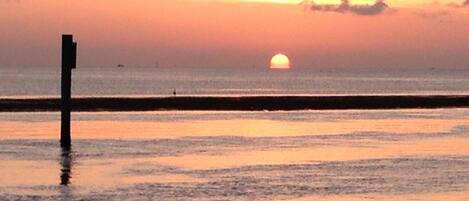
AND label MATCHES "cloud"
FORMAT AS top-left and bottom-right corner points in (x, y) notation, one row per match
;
(447, 0), (469, 8)
(0, 0), (24, 3)
(413, 10), (451, 19)
(304, 0), (391, 16)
